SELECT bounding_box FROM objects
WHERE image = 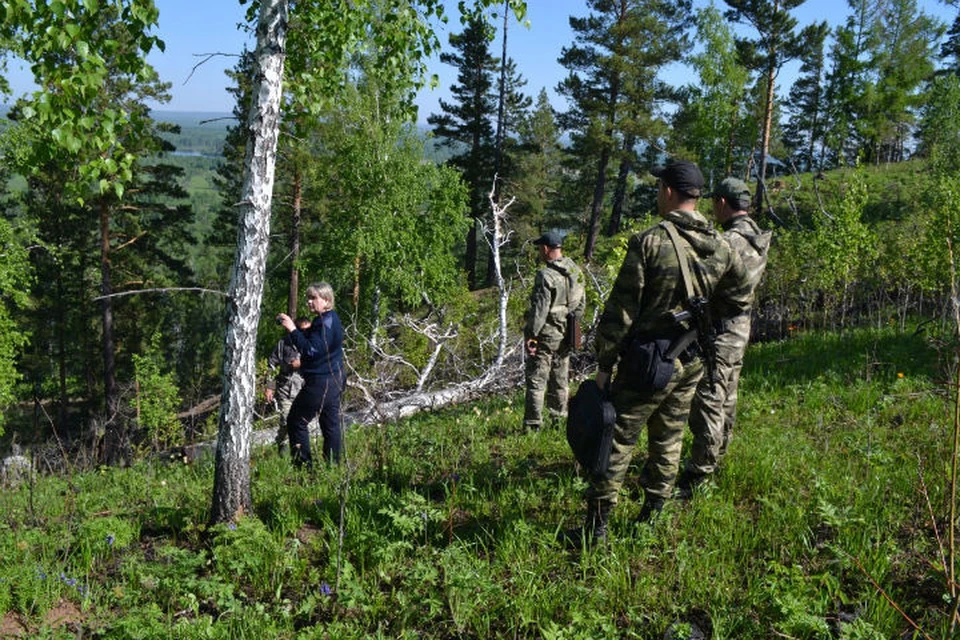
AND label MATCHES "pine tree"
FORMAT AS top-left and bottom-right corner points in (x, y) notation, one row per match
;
(607, 0), (689, 236)
(6, 1), (183, 459)
(783, 21), (830, 172)
(941, 11), (960, 73)
(822, 0), (881, 166)
(862, 0), (943, 164)
(427, 14), (498, 290)
(488, 54), (533, 285)
(510, 88), (564, 239)
(558, 0), (691, 260)
(724, 0), (806, 212)
(210, 50), (255, 282)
